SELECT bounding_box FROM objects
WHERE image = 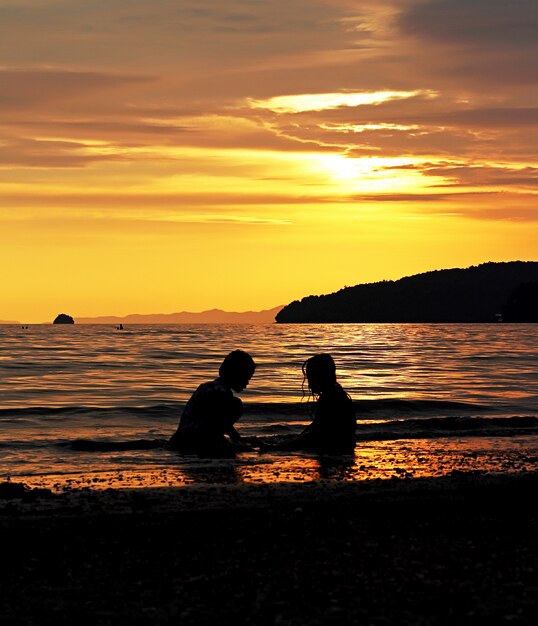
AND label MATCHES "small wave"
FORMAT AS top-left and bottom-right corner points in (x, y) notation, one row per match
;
(1, 416), (536, 458)
(0, 404), (181, 419)
(246, 398), (492, 418)
(354, 399), (490, 414)
(0, 398), (508, 424)
(256, 423), (298, 434)
(58, 438), (167, 452)
(466, 355), (538, 361)
(356, 415), (538, 441)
